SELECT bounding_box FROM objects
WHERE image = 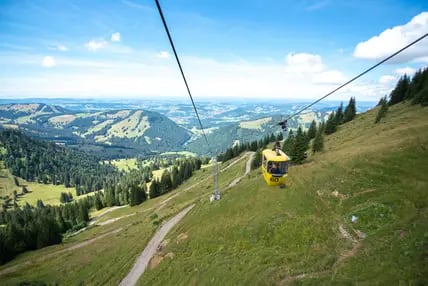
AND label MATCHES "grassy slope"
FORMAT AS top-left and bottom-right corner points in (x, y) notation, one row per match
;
(140, 102), (428, 285)
(0, 152), (248, 285)
(0, 103), (426, 285)
(0, 164), (78, 206)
